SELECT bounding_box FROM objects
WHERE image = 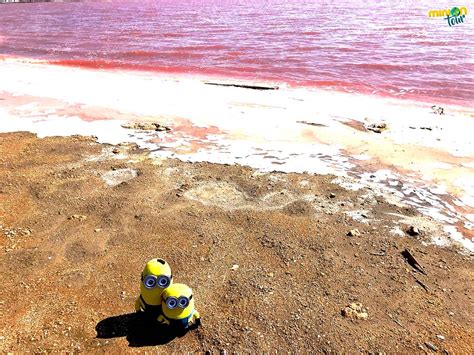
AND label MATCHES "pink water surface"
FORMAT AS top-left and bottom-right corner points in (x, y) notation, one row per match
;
(1, 0), (473, 105)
